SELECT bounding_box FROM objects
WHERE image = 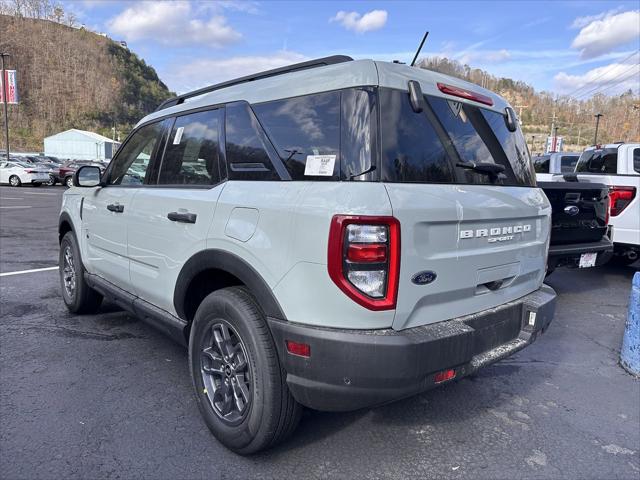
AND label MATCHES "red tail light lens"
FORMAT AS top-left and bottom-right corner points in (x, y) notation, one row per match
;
(609, 186), (636, 217)
(328, 215), (400, 311)
(437, 82), (494, 106)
